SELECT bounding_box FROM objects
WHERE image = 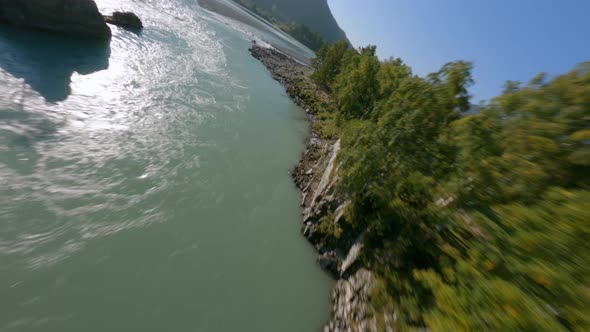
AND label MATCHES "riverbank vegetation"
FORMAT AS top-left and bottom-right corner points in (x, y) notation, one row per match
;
(308, 41), (590, 330)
